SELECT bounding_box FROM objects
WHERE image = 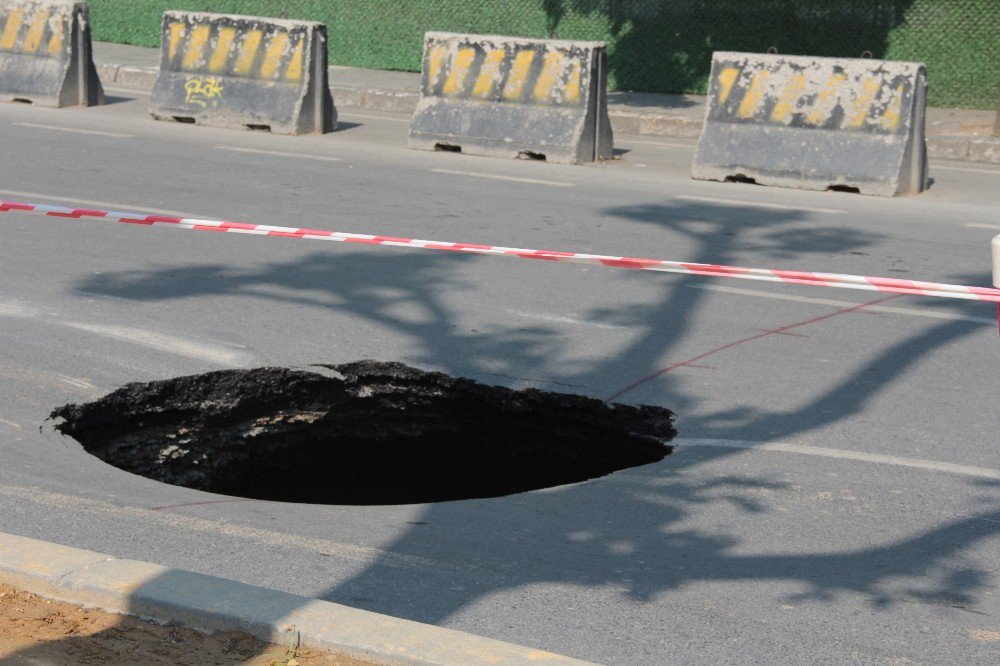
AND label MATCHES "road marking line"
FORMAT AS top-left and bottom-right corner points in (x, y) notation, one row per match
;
(431, 168), (575, 188)
(337, 112), (410, 123)
(58, 375), (96, 390)
(0, 302), (250, 366)
(673, 438), (1000, 480)
(0, 189), (199, 219)
(76, 290), (141, 304)
(0, 484), (433, 569)
(12, 122), (133, 138)
(0, 418), (21, 430)
(623, 139), (697, 149)
(932, 164), (1000, 175)
(63, 322), (248, 366)
(216, 145), (342, 162)
(965, 223), (1000, 230)
(675, 194), (844, 214)
(506, 310), (628, 329)
(688, 283), (996, 325)
(104, 86), (150, 95)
